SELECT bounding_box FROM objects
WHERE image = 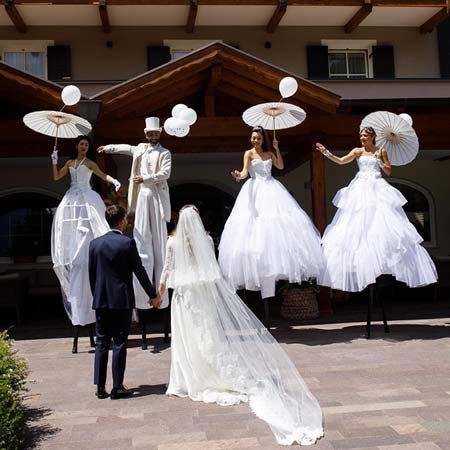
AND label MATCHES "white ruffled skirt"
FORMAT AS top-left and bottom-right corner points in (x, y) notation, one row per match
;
(319, 173), (438, 292)
(51, 185), (109, 325)
(219, 177), (324, 298)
